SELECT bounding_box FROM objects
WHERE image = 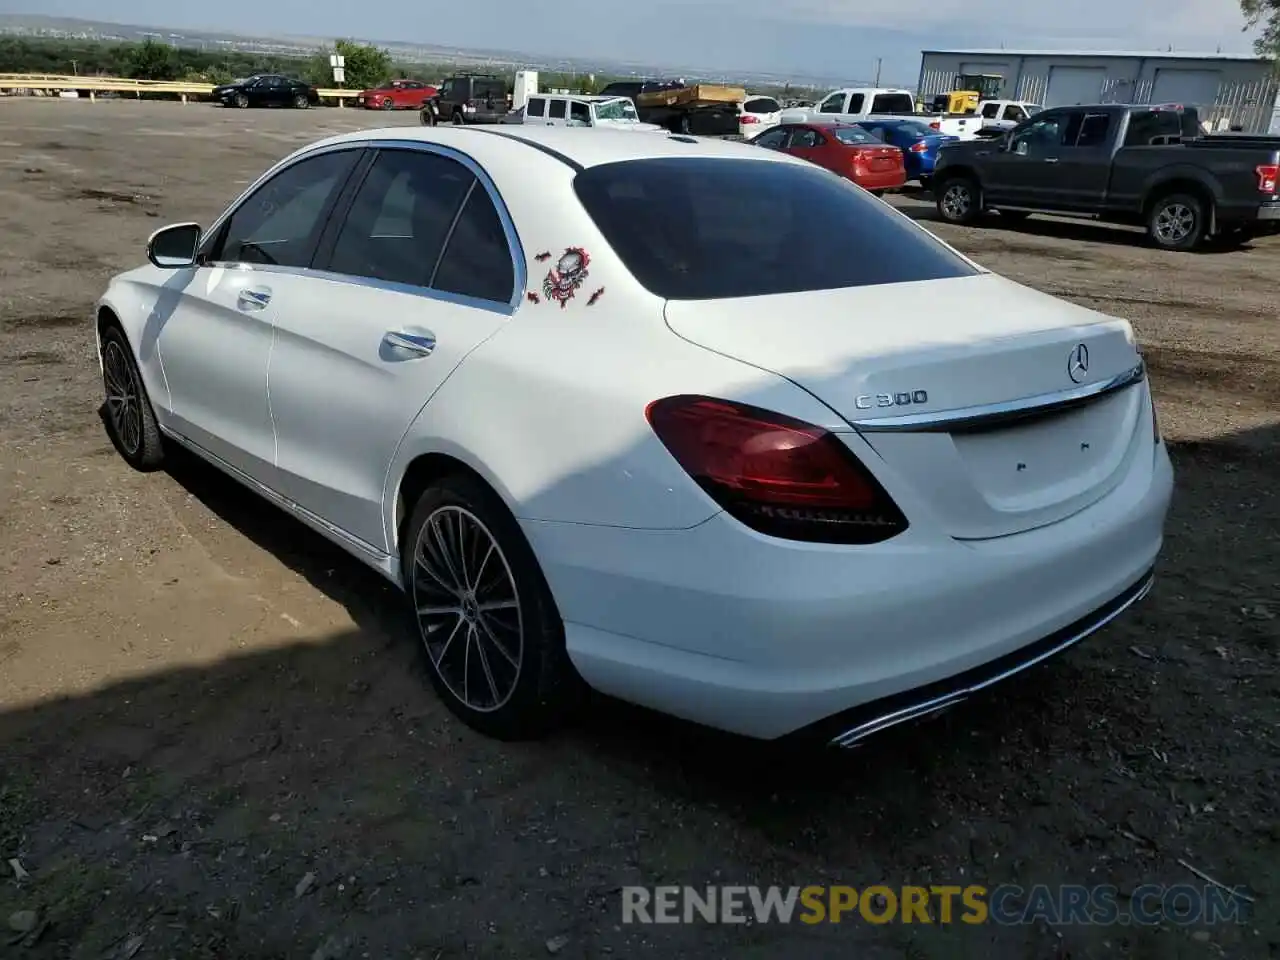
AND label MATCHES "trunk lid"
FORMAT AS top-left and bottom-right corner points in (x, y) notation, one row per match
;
(855, 145), (903, 171)
(664, 273), (1148, 540)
